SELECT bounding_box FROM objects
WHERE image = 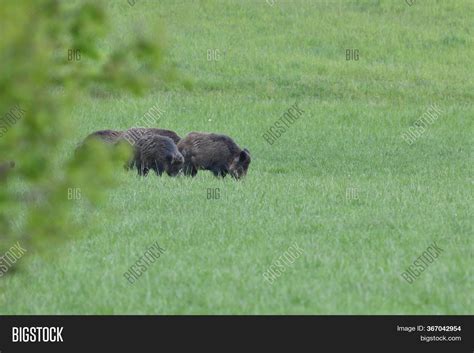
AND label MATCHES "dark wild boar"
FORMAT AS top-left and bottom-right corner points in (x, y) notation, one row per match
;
(177, 132), (251, 179)
(133, 133), (184, 177)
